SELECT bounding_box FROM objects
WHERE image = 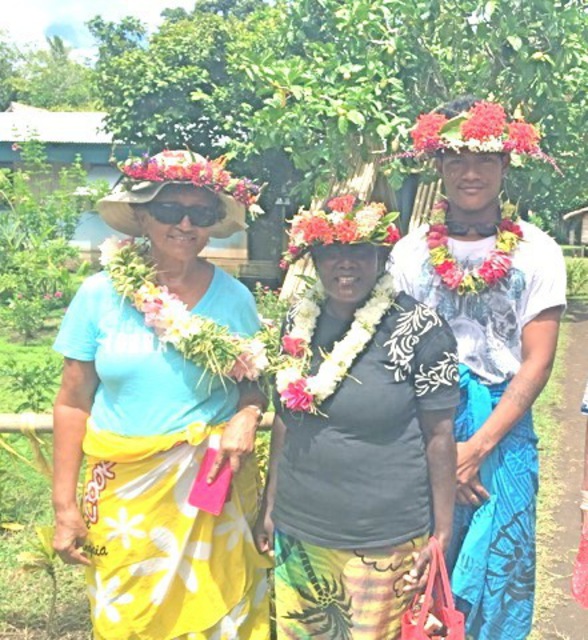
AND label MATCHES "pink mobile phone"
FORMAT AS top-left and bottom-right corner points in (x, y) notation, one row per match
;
(188, 448), (233, 515)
